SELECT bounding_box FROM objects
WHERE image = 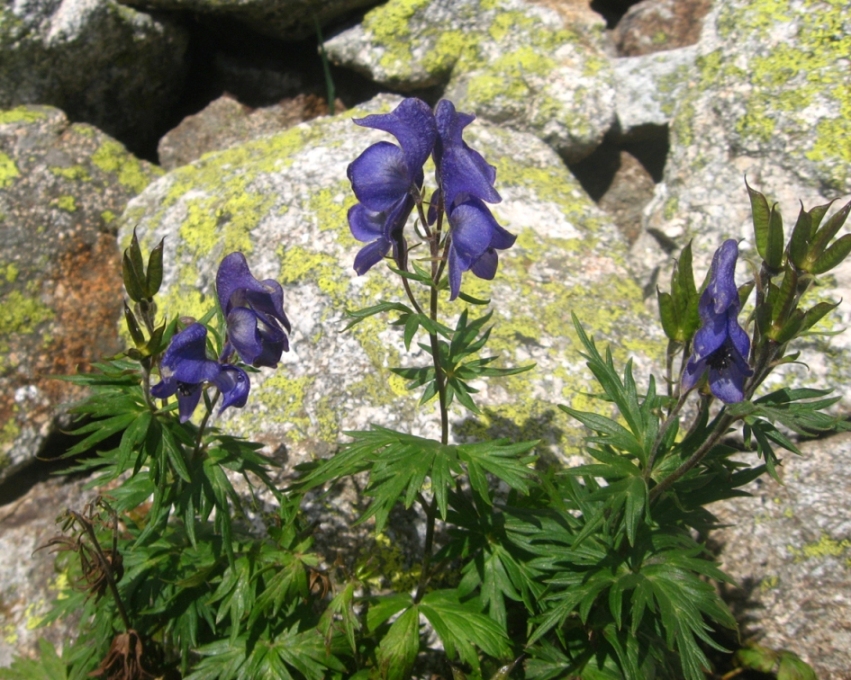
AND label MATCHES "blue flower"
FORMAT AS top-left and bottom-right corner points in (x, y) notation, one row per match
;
(347, 98), (437, 274)
(682, 240), (753, 403)
(433, 100), (515, 300)
(151, 323), (250, 422)
(445, 197), (516, 300)
(216, 252), (291, 368)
